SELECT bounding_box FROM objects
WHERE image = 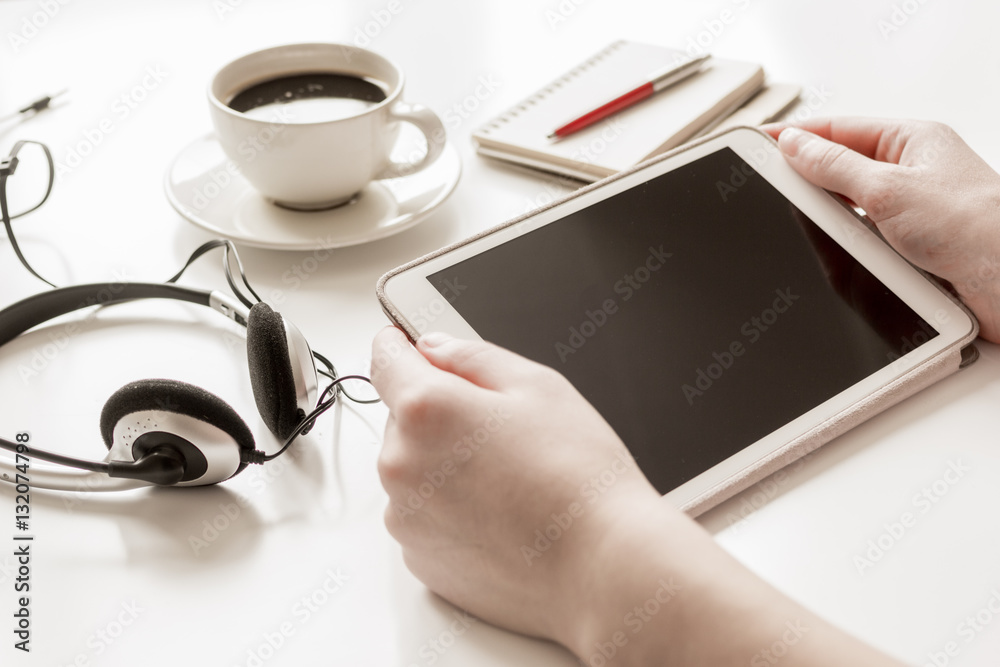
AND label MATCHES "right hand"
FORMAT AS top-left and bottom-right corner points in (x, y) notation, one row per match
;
(761, 118), (1000, 342)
